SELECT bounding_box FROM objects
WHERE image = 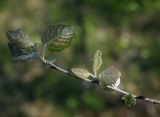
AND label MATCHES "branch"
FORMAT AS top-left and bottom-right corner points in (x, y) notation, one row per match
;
(40, 57), (160, 105)
(40, 57), (92, 82)
(107, 86), (160, 104)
